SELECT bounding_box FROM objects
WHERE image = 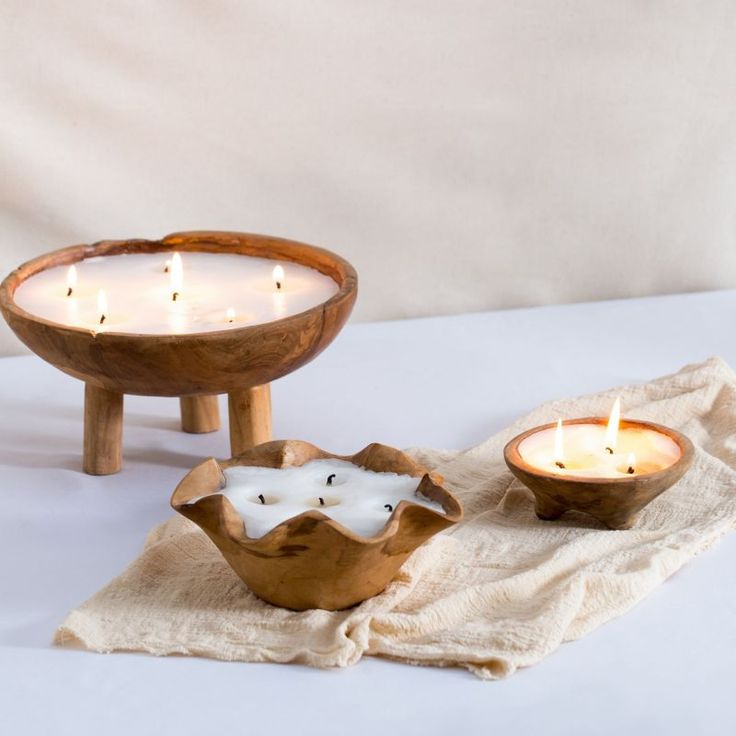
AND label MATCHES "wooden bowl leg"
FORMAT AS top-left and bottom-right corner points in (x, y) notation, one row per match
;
(83, 383), (124, 475)
(228, 384), (272, 456)
(534, 493), (566, 521)
(179, 395), (220, 433)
